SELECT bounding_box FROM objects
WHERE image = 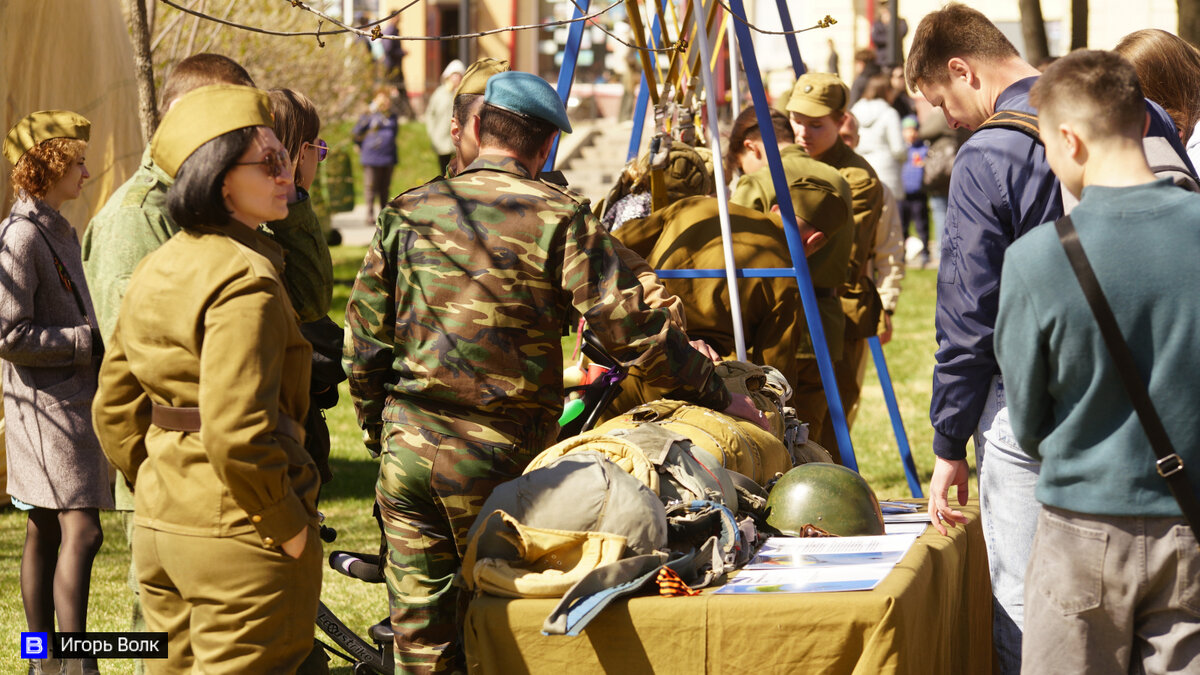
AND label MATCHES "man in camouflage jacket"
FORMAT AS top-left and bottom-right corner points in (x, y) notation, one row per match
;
(343, 71), (763, 673)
